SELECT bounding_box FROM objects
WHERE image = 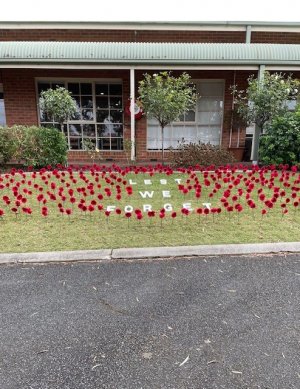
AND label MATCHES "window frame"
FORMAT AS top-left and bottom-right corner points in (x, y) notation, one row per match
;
(35, 77), (124, 152)
(146, 79), (225, 151)
(0, 83), (6, 127)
